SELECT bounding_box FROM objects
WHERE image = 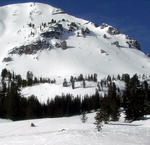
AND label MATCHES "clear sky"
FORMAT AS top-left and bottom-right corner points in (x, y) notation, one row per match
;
(1, 0), (150, 53)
